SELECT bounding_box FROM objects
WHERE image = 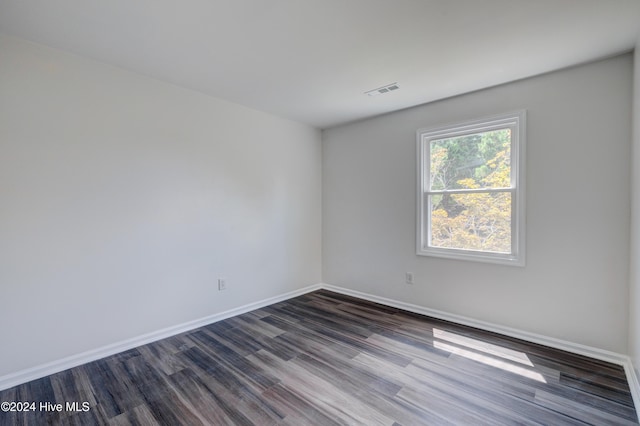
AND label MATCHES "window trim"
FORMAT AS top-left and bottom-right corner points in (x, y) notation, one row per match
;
(416, 111), (526, 266)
